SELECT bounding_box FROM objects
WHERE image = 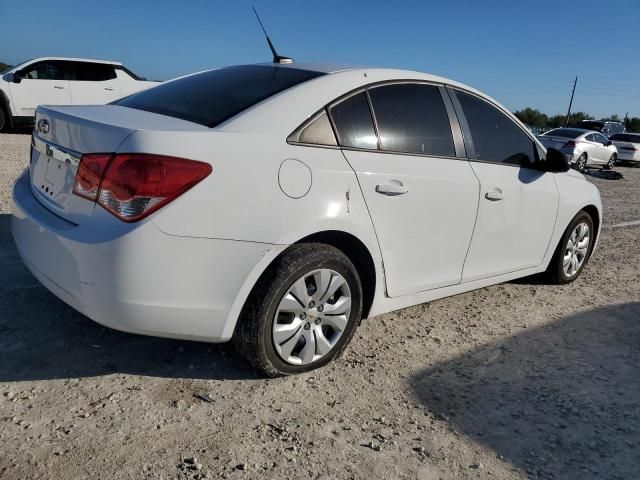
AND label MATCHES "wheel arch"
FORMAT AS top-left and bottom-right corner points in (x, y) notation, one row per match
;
(294, 230), (377, 319)
(582, 204), (601, 249)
